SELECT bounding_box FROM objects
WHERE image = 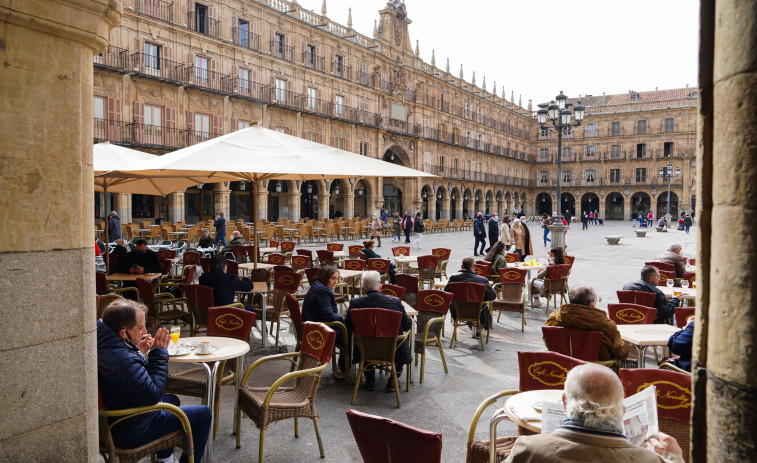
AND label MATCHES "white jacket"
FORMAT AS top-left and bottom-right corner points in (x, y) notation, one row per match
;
(500, 222), (513, 245)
